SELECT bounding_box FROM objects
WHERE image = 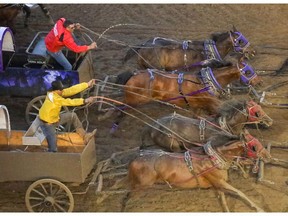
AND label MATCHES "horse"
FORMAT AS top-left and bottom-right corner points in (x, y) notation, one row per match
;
(0, 4), (53, 34)
(123, 26), (256, 72)
(141, 99), (273, 152)
(107, 61), (261, 132)
(128, 135), (271, 212)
